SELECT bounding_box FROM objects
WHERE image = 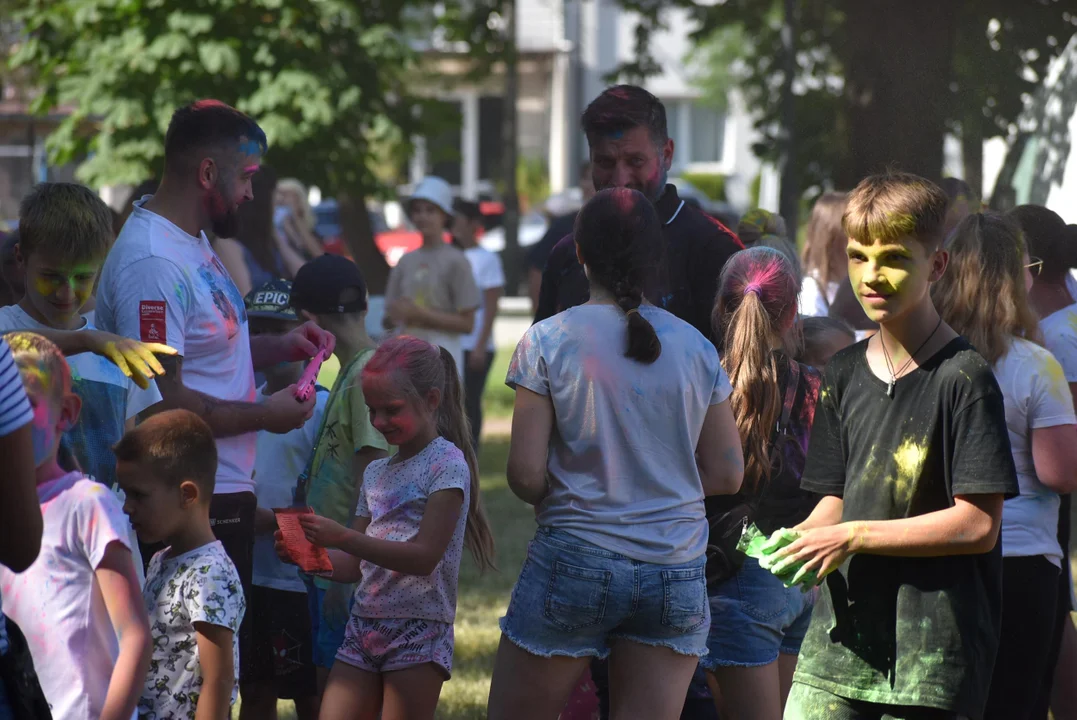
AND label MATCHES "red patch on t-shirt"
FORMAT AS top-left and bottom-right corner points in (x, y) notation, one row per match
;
(139, 301), (166, 343)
